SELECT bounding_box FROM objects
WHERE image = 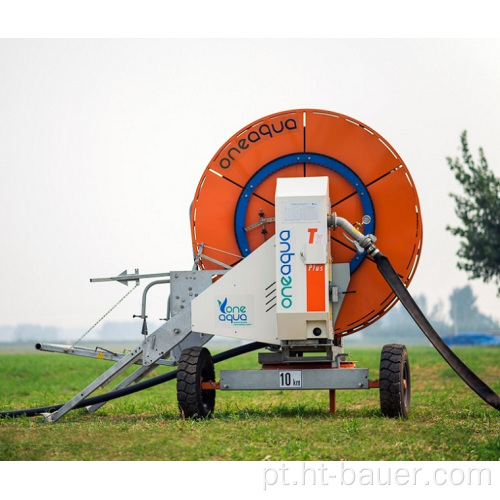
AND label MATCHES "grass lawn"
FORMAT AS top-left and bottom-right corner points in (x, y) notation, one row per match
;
(0, 344), (499, 461)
